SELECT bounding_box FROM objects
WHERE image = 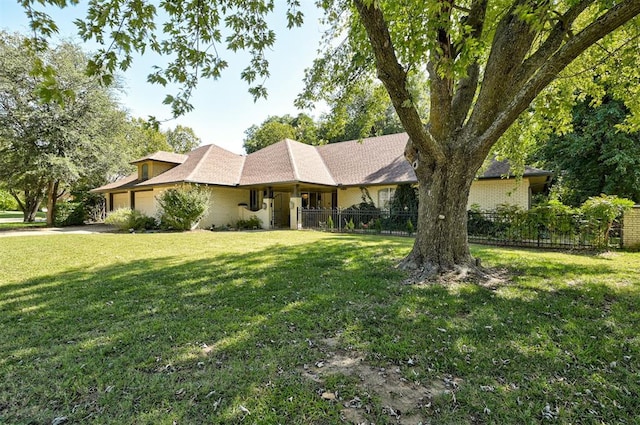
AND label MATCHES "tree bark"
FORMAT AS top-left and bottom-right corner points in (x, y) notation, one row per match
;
(400, 144), (484, 278)
(46, 180), (60, 226)
(12, 188), (43, 222)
